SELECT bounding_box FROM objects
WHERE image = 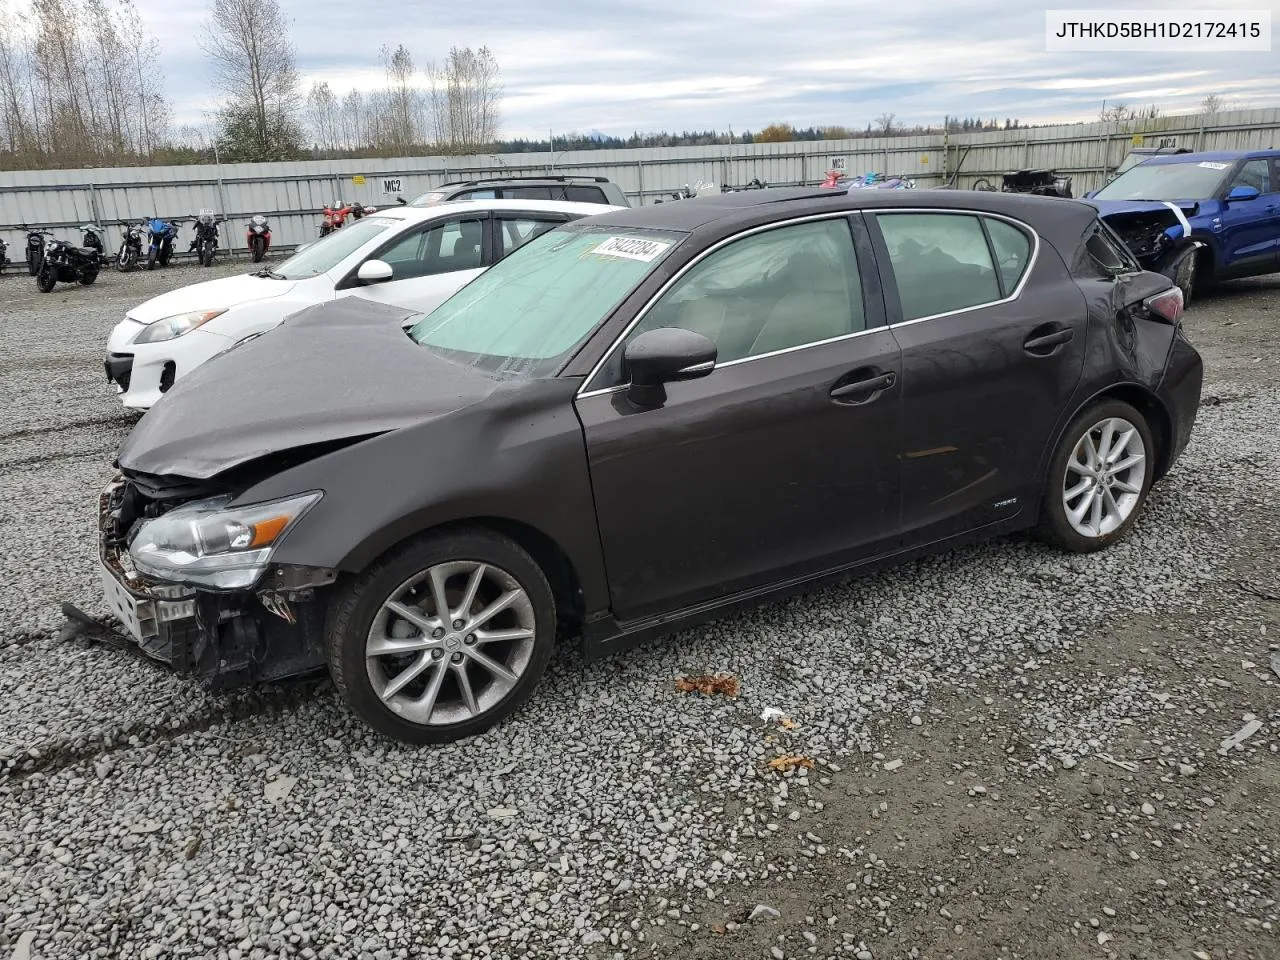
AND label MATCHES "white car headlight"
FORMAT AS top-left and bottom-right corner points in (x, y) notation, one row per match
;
(129, 492), (322, 589)
(134, 309), (227, 344)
